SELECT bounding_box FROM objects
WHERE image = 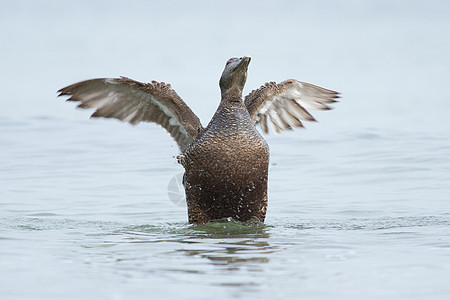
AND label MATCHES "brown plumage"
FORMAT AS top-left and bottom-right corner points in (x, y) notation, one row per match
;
(58, 56), (339, 224)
